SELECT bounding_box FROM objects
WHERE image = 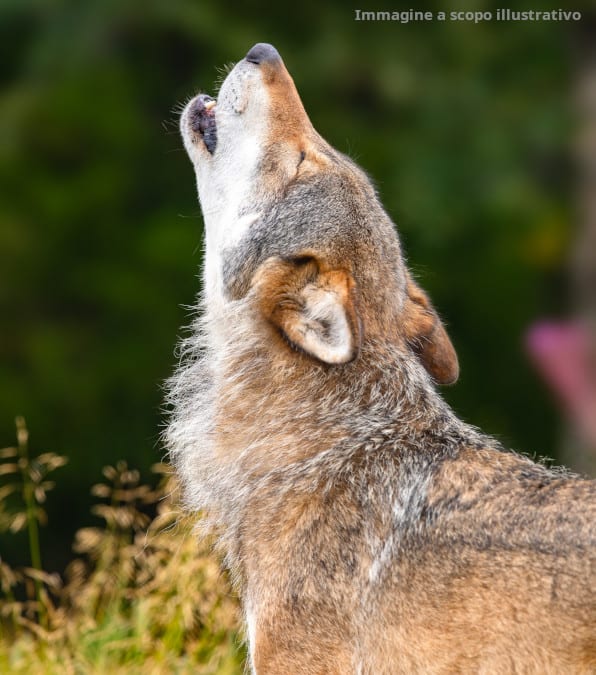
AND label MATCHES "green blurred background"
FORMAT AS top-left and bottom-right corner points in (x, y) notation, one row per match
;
(1, 0), (583, 570)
